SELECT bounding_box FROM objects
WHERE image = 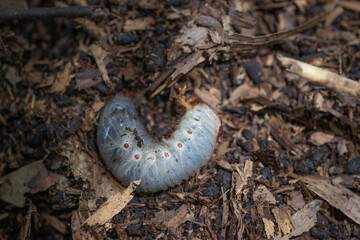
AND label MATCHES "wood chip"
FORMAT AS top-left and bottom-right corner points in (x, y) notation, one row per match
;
(234, 160), (253, 197)
(287, 191), (306, 210)
(50, 61), (73, 93)
(339, 1), (360, 12)
(89, 44), (113, 89)
(263, 218), (275, 239)
(41, 213), (67, 234)
(277, 54), (360, 99)
(294, 174), (360, 224)
(274, 200), (322, 240)
(309, 131), (335, 146)
(272, 205), (293, 235)
(194, 87), (221, 111)
(123, 16), (155, 31)
(19, 202), (36, 240)
(83, 180), (139, 227)
(267, 115), (298, 152)
(253, 185), (277, 204)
